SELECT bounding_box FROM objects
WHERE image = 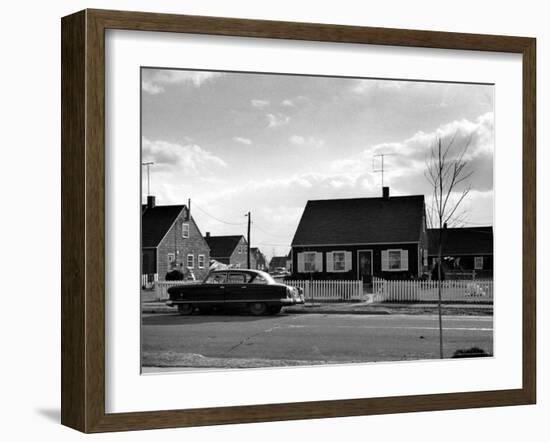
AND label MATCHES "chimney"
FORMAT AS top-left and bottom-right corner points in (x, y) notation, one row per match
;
(206, 232), (210, 238)
(382, 186), (390, 200)
(146, 195), (156, 209)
